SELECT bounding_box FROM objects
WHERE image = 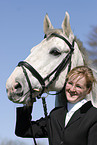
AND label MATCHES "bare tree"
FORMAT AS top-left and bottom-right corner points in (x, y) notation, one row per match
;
(88, 26), (97, 48)
(87, 26), (97, 66)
